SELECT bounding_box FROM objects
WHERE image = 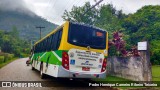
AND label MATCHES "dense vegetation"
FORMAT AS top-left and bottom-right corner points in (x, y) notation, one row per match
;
(0, 28), (30, 57)
(0, 28), (29, 67)
(0, 9), (57, 60)
(62, 2), (160, 65)
(122, 6), (160, 65)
